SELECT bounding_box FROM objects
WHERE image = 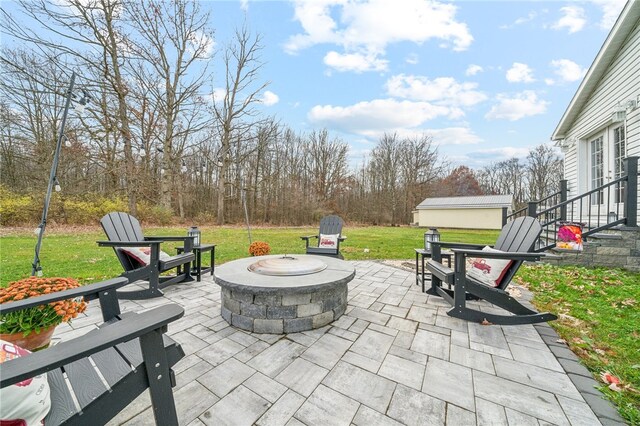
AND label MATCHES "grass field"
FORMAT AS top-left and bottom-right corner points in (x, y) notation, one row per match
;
(1, 225), (638, 422)
(0, 225), (499, 285)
